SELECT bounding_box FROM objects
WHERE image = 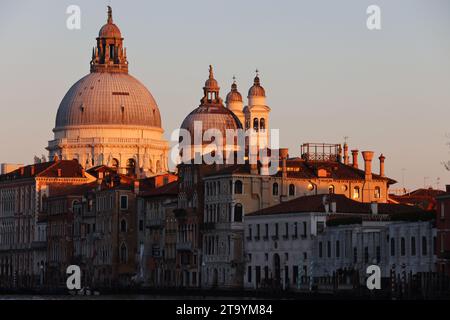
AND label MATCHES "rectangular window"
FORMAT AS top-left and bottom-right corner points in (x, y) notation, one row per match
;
(319, 242), (323, 258)
(247, 266), (252, 283)
(264, 224), (269, 239)
(120, 195), (128, 210)
(284, 223), (289, 239)
(317, 221), (325, 234)
(256, 266), (261, 285)
(293, 222), (298, 239)
(256, 224), (260, 240)
(353, 247), (357, 263)
(139, 220), (144, 232)
(364, 247), (369, 263)
(327, 241), (331, 258)
(376, 246), (381, 262)
(248, 224), (252, 240)
(336, 240), (340, 258)
(302, 222), (307, 238)
(293, 266), (299, 285)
